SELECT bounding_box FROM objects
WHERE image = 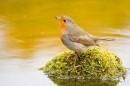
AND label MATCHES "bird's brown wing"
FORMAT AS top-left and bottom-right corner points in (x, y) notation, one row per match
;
(68, 34), (98, 46)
